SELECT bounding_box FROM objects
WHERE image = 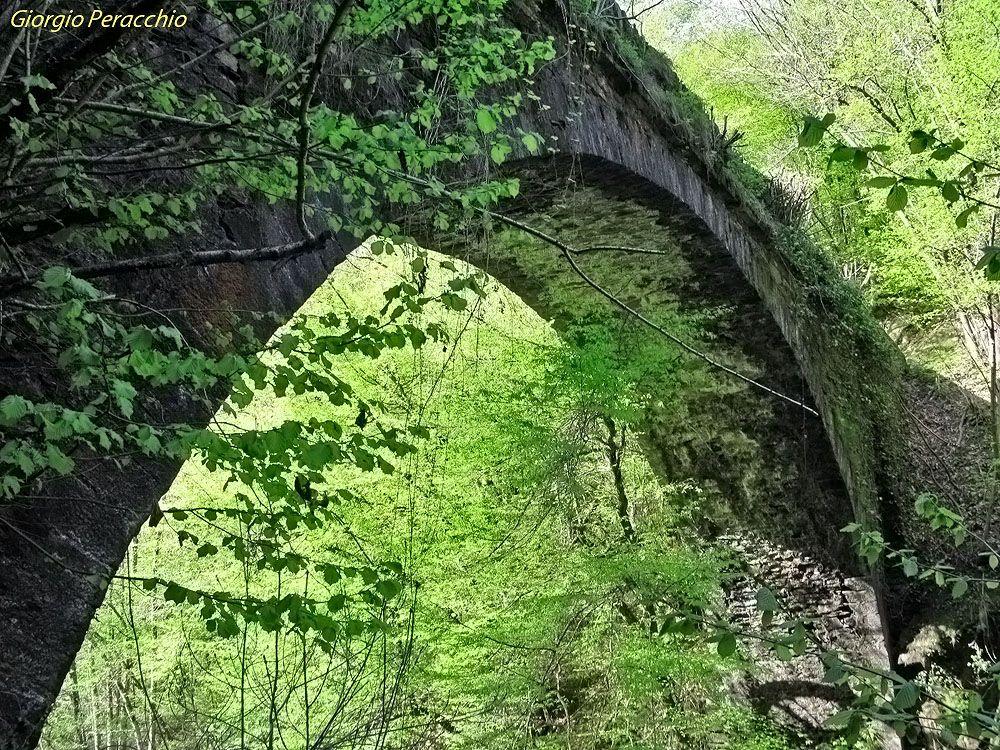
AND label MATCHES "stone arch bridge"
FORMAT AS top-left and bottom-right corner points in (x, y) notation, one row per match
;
(0, 4), (905, 746)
